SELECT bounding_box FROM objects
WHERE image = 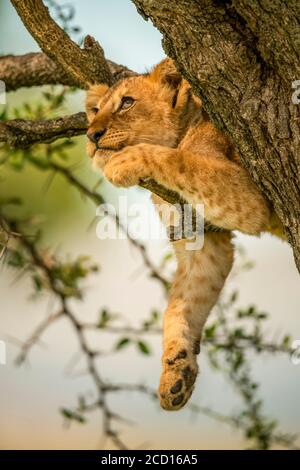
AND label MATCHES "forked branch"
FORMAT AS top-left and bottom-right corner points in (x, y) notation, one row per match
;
(0, 53), (135, 91)
(6, 0), (220, 234)
(11, 0), (112, 87)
